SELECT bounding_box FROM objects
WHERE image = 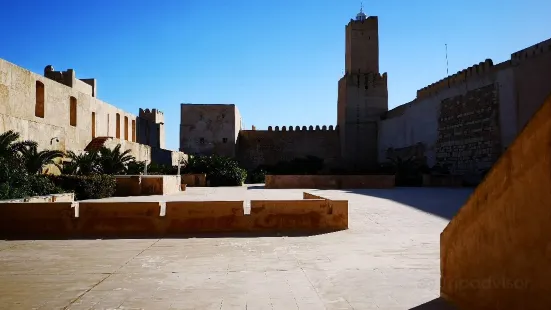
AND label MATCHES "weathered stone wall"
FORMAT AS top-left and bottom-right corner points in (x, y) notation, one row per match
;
(378, 38), (551, 173)
(435, 84), (501, 175)
(236, 126), (341, 170)
(180, 104), (241, 157)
